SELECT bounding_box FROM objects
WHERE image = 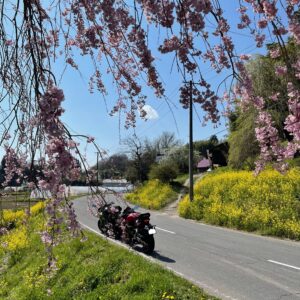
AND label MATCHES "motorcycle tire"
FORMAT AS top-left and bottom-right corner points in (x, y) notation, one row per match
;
(142, 234), (155, 254)
(97, 218), (108, 235)
(113, 226), (122, 240)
